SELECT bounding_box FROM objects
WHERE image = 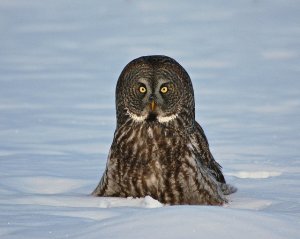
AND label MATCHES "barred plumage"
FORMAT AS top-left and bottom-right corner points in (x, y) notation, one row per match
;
(93, 55), (236, 205)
